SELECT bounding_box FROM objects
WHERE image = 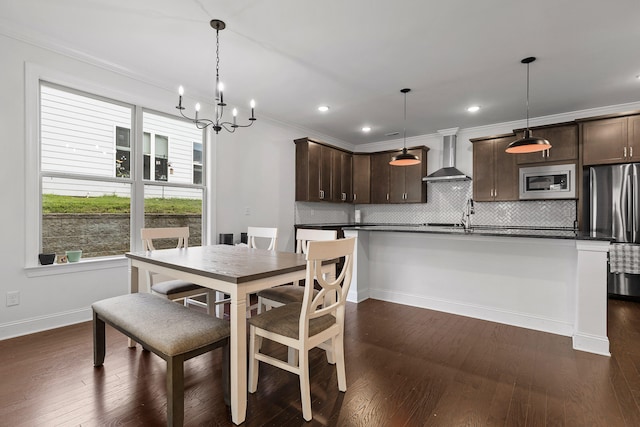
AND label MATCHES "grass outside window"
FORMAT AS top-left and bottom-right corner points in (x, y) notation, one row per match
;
(42, 194), (202, 214)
